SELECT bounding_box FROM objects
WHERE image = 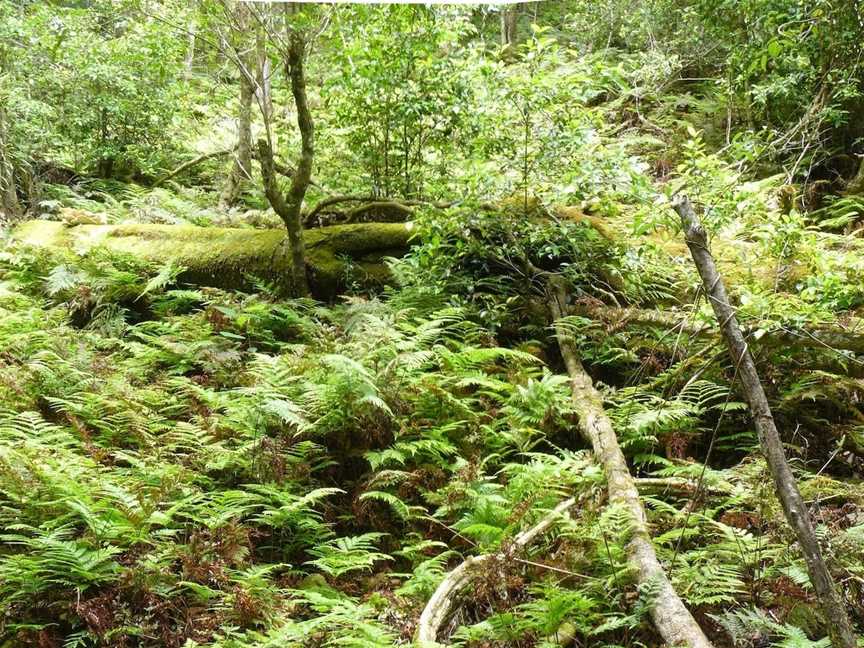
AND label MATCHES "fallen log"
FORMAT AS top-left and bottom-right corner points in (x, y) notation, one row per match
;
(674, 195), (857, 648)
(549, 276), (714, 648)
(303, 195), (456, 227)
(416, 497), (577, 645)
(12, 220), (417, 300)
